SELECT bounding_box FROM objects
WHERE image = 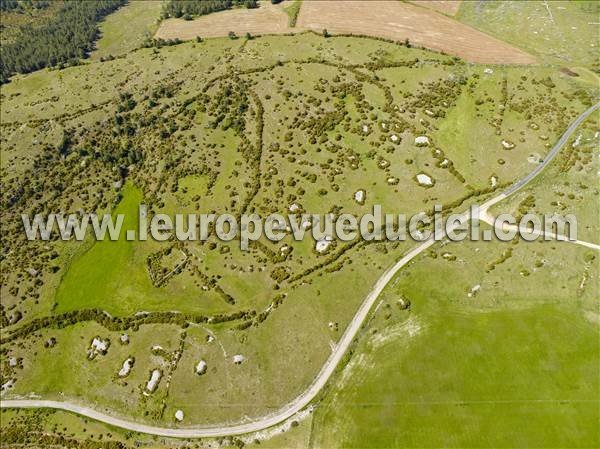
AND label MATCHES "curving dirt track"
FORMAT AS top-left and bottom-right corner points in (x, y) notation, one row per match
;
(3, 101), (599, 438)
